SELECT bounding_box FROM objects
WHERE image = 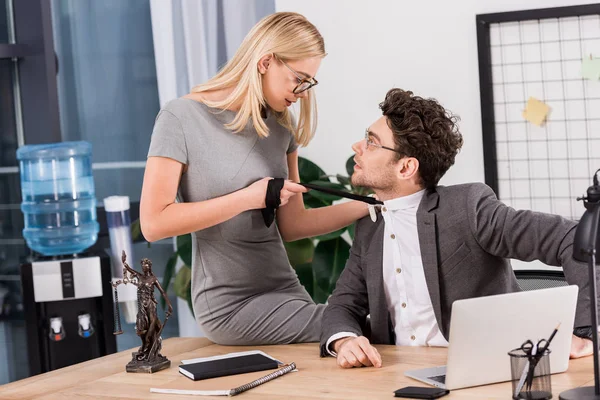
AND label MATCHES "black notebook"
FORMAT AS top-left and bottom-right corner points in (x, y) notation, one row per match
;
(179, 352), (280, 381)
